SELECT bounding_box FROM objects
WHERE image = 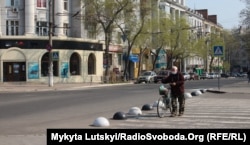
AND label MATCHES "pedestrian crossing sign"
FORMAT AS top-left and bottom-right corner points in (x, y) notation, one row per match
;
(213, 46), (223, 56)
(52, 51), (59, 60)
